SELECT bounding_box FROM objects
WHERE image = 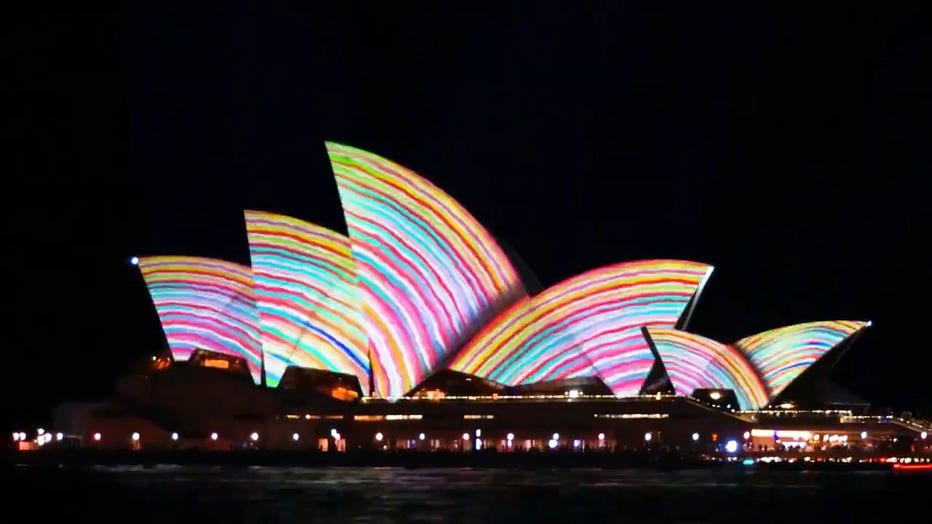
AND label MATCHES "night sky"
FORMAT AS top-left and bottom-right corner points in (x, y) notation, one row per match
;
(3, 2), (930, 430)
